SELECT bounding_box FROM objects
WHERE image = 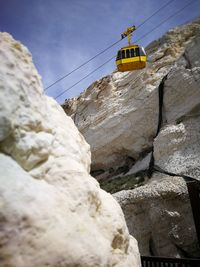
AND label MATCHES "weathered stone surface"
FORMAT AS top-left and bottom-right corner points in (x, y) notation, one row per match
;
(154, 117), (200, 179)
(114, 174), (200, 257)
(152, 35), (200, 179)
(62, 19), (200, 259)
(0, 32), (140, 267)
(63, 19), (200, 178)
